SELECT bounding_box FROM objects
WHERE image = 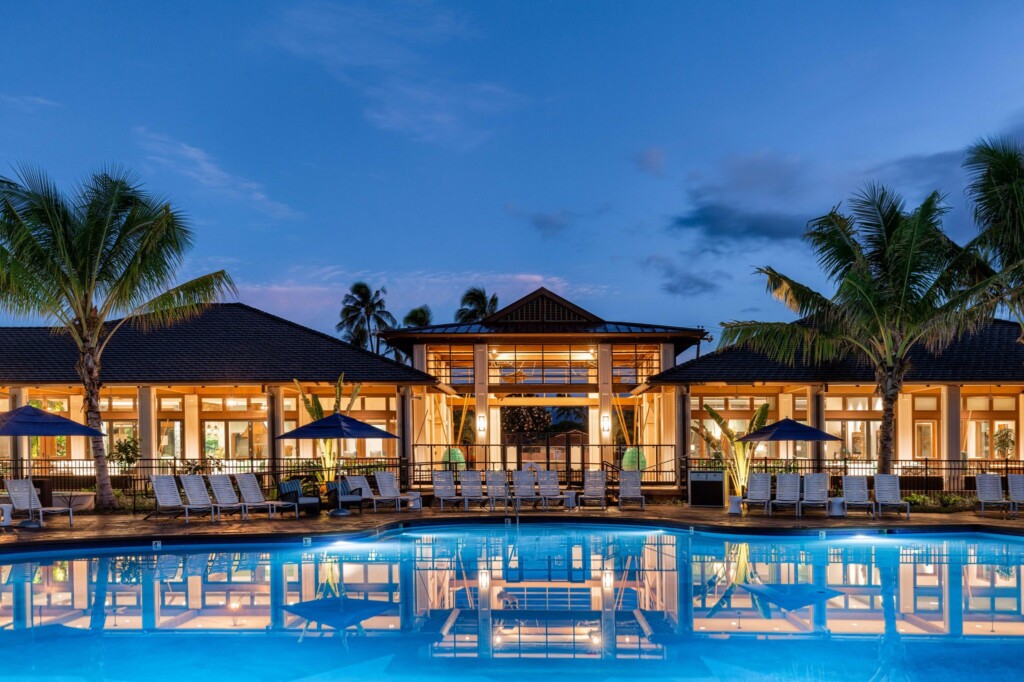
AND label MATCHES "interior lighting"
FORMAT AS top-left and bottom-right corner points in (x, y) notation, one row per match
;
(600, 415), (611, 434)
(476, 415), (487, 433)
